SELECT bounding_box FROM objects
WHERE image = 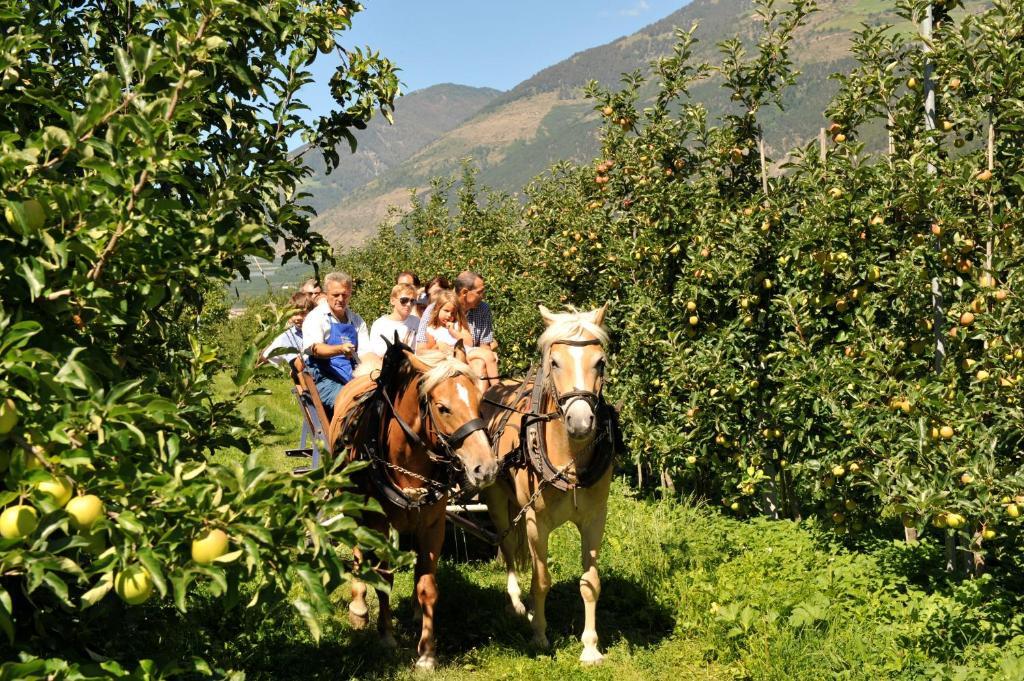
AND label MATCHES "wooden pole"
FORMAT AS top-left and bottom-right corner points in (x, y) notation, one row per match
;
(819, 127), (826, 163)
(759, 138), (769, 195)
